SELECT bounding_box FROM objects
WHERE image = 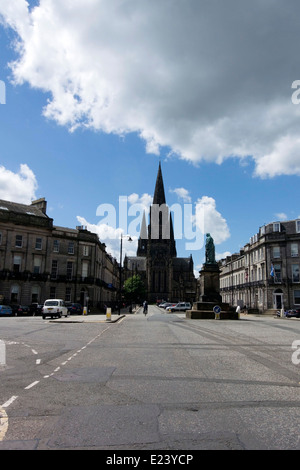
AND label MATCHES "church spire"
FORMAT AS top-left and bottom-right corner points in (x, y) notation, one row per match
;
(153, 161), (166, 205)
